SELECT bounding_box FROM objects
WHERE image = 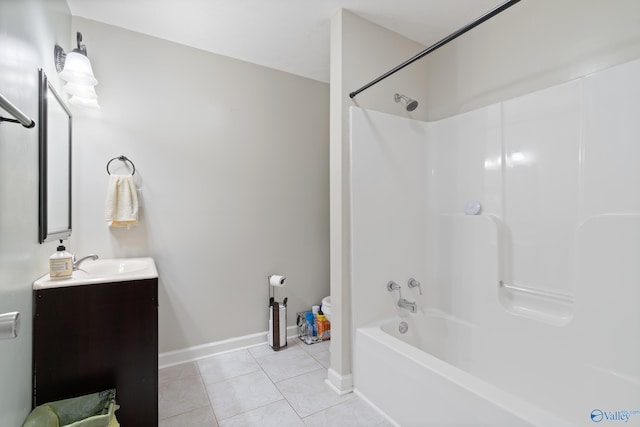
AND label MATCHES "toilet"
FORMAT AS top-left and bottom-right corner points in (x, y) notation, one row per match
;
(321, 296), (331, 323)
